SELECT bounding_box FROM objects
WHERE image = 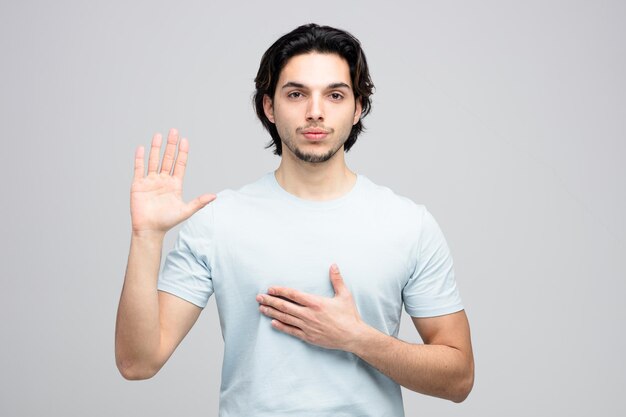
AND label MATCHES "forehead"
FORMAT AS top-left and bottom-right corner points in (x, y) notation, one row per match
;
(278, 52), (352, 87)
